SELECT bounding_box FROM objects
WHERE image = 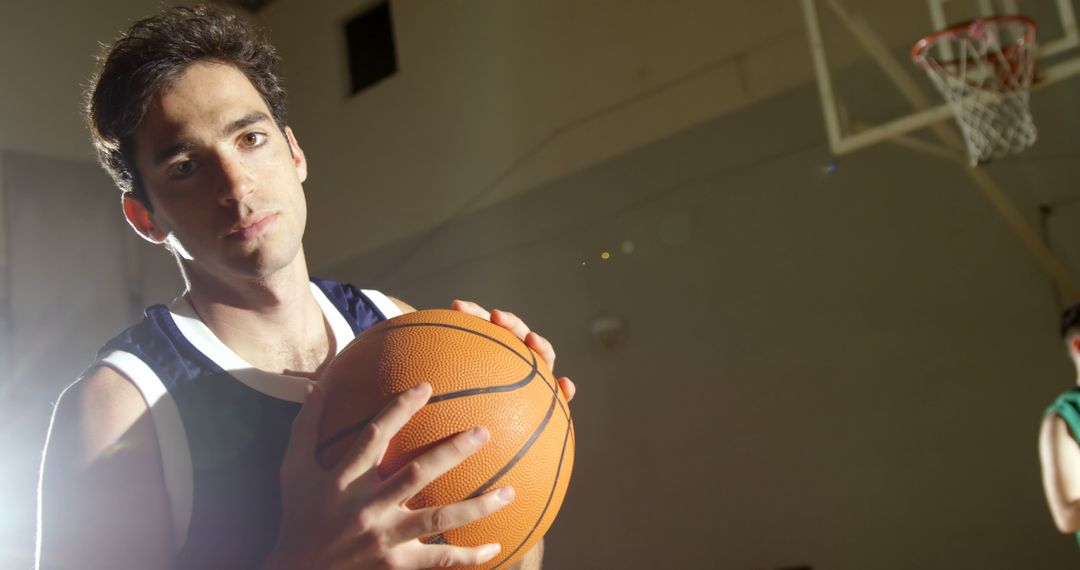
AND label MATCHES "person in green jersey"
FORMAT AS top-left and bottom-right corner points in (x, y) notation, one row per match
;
(1040, 303), (1080, 545)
